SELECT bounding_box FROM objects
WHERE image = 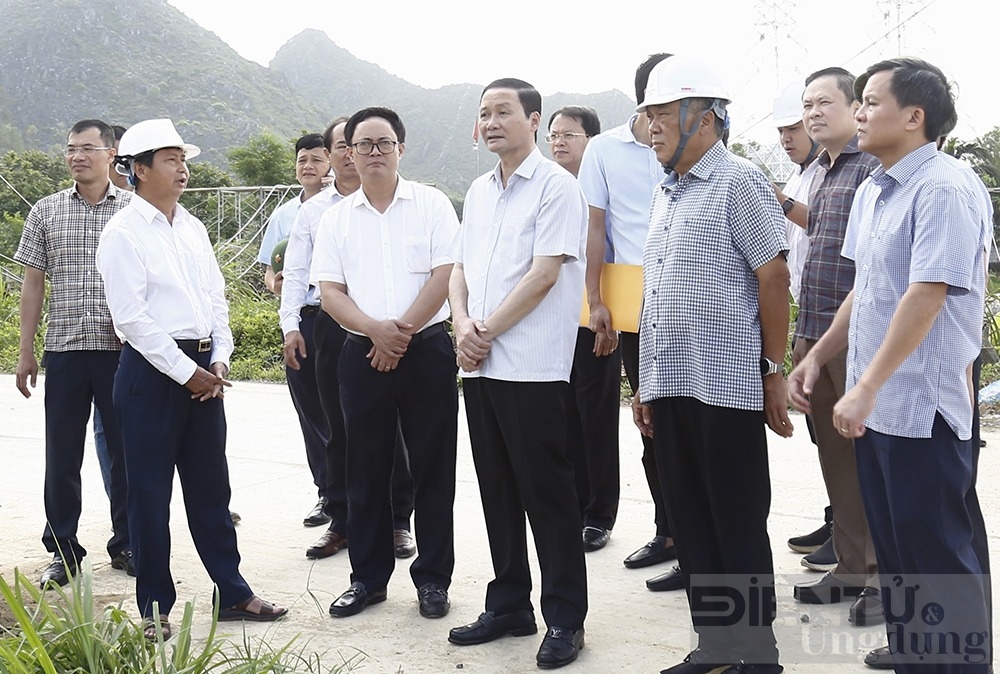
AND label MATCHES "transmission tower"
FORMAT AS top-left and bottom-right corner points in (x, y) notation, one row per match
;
(754, 0), (807, 87)
(877, 0), (923, 54)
